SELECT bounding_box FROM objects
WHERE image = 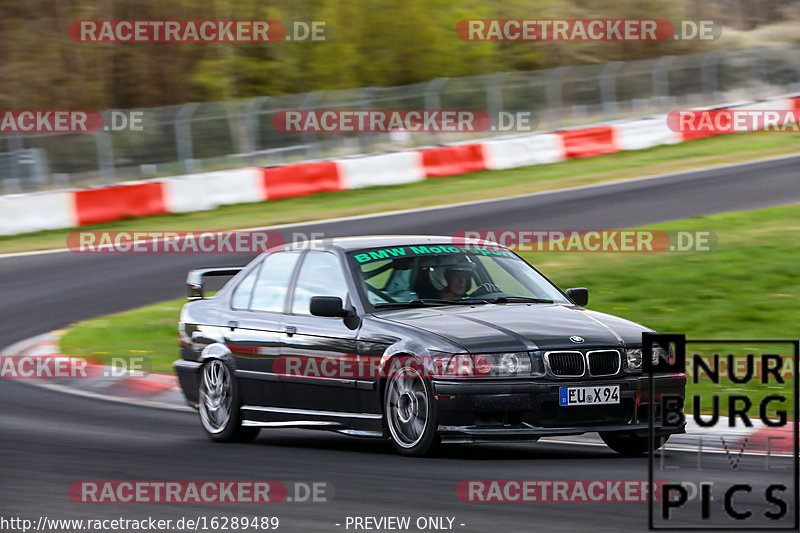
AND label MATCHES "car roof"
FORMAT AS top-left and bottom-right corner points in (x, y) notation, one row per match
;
(283, 235), (503, 251)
